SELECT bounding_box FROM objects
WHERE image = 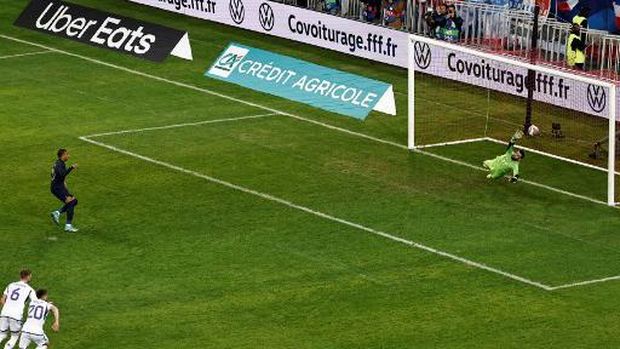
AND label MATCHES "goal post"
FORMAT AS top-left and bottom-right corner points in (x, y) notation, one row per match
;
(609, 84), (617, 206)
(408, 34), (618, 207)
